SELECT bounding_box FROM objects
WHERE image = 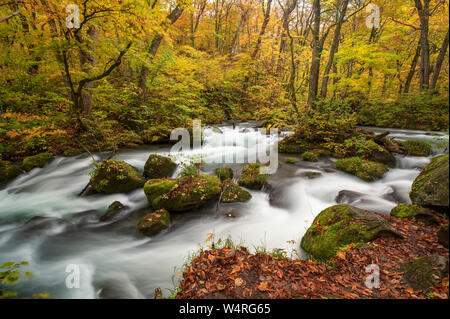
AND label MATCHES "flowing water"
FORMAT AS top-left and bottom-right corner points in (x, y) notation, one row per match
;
(0, 123), (448, 298)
